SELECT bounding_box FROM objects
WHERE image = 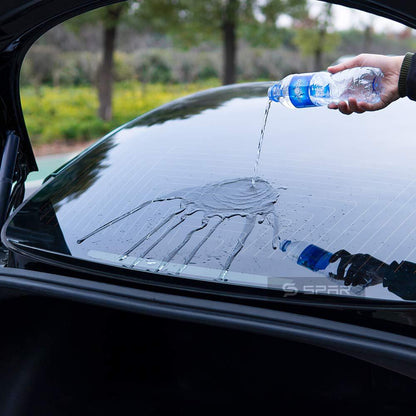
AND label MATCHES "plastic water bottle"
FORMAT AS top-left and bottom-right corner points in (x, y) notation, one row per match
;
(280, 239), (340, 277)
(268, 67), (383, 109)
